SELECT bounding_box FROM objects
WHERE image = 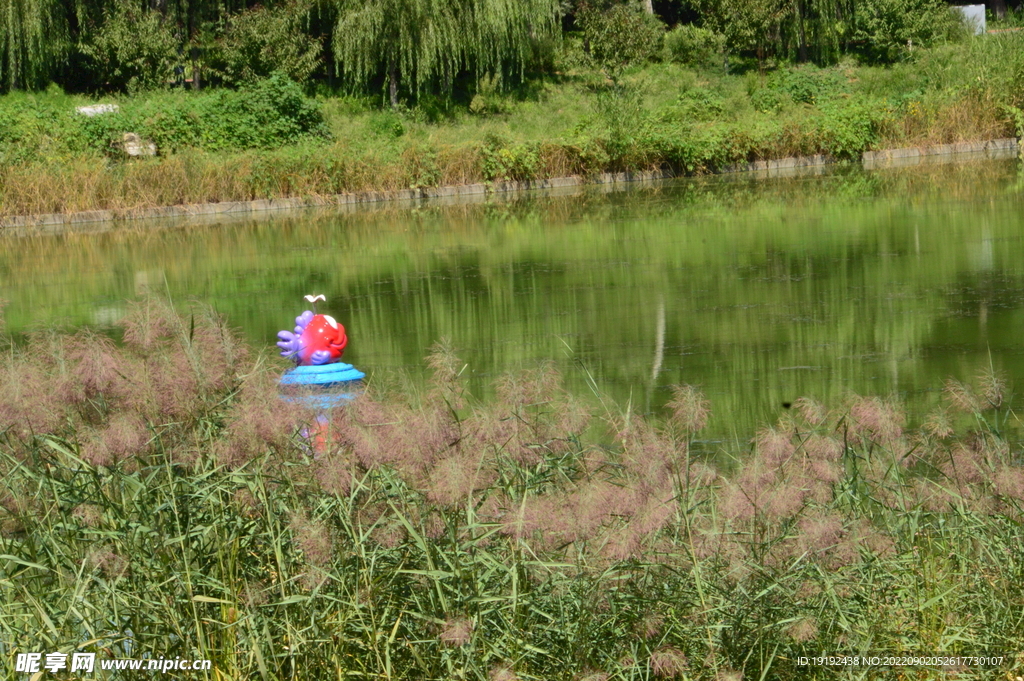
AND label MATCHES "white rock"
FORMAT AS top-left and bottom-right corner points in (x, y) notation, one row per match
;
(76, 103), (120, 116)
(123, 132), (156, 157)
